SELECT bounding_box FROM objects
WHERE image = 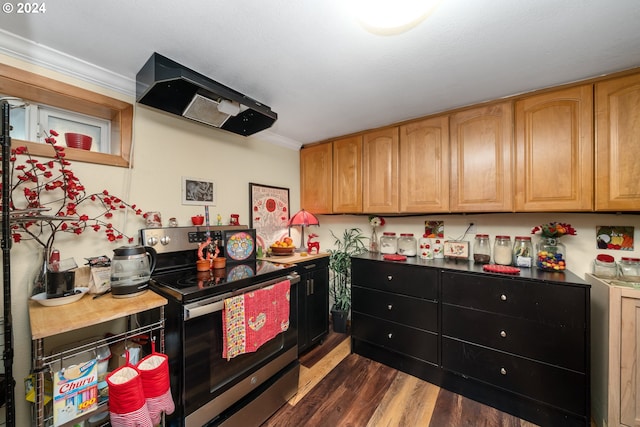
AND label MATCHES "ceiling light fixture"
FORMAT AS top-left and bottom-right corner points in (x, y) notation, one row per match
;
(349, 0), (444, 35)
